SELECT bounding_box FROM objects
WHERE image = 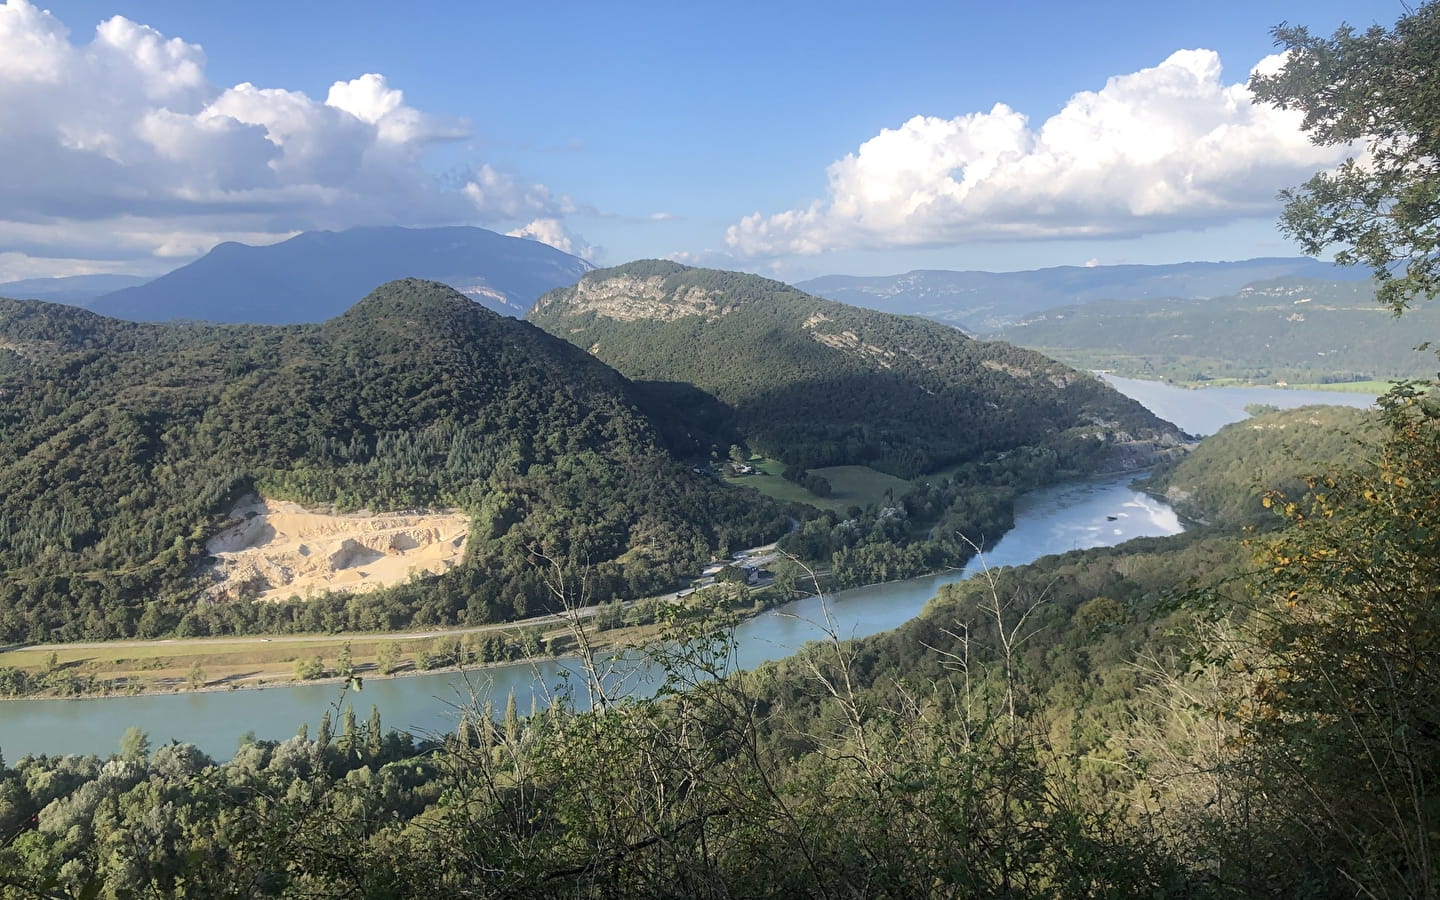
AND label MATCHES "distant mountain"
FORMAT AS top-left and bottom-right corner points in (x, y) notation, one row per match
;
(988, 277), (1440, 384)
(797, 258), (1371, 331)
(87, 226), (593, 323)
(529, 260), (1180, 479)
(0, 274), (149, 306)
(0, 280), (788, 643)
